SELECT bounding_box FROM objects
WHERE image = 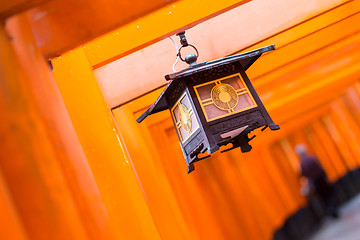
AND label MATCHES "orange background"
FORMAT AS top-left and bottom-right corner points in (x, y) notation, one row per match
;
(1, 0), (360, 239)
